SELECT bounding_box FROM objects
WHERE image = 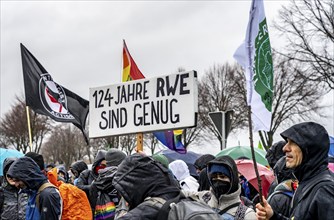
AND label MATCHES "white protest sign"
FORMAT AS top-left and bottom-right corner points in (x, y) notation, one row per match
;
(89, 71), (198, 138)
